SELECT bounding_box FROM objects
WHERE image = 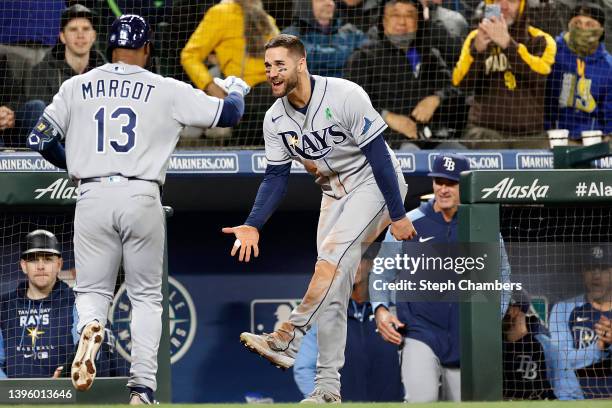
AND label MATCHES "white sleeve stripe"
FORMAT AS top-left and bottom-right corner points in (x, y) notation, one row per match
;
(266, 157), (292, 165)
(210, 99), (222, 128)
(358, 123), (388, 148)
(42, 114), (65, 139)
